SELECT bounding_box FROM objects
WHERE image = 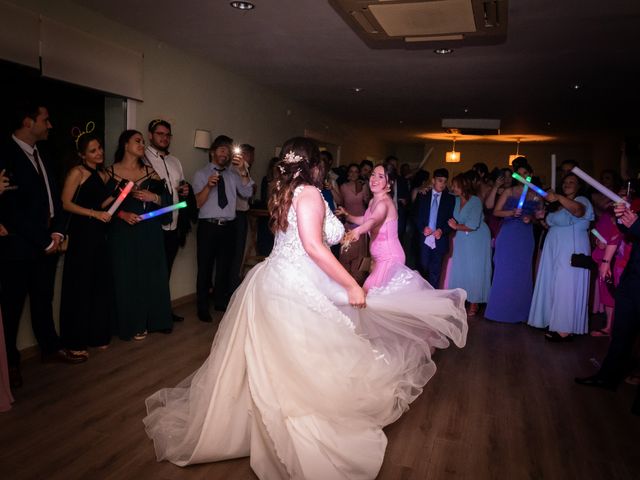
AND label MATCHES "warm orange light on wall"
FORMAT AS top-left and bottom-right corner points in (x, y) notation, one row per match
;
(508, 138), (524, 165)
(446, 138), (461, 163)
